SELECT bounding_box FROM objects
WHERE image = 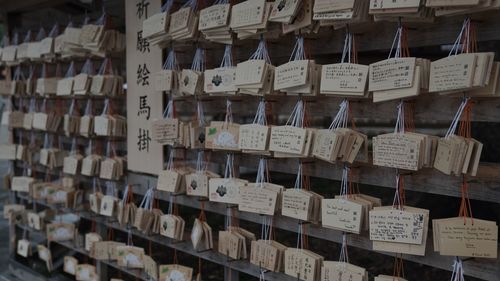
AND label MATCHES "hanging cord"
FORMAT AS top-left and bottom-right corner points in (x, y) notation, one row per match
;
(252, 100), (268, 126)
(13, 66), (25, 81)
(285, 99), (305, 128)
(196, 101), (206, 127)
(295, 223), (309, 250)
(339, 233), (349, 264)
(48, 22), (59, 38)
(105, 181), (117, 197)
(249, 36), (272, 64)
(98, 58), (114, 76)
(255, 158), (270, 188)
(223, 99), (233, 128)
(92, 177), (101, 194)
(392, 255), (405, 281)
(80, 59), (95, 75)
(339, 164), (350, 199)
(11, 31), (19, 46)
(167, 192), (179, 216)
(166, 147), (175, 171)
(220, 44), (234, 68)
(388, 20), (410, 59)
(457, 99), (473, 139)
(293, 163), (304, 190)
(84, 99), (93, 116)
(68, 99), (77, 117)
(224, 153), (235, 179)
(191, 48), (206, 72)
(392, 173), (406, 210)
(260, 215), (274, 241)
(328, 99), (352, 130)
(445, 98), (471, 139)
(35, 27), (46, 42)
(161, 0), (175, 13)
(449, 18), (477, 56)
(198, 200), (207, 222)
(43, 133), (53, 149)
(69, 137), (77, 155)
(182, 0), (198, 11)
(450, 257), (465, 281)
(163, 49), (180, 71)
(456, 98), (474, 225)
(101, 98), (110, 116)
(64, 61), (75, 78)
(289, 36), (306, 61)
(340, 28), (358, 64)
(163, 98), (175, 119)
(394, 100), (415, 133)
(459, 176), (474, 225)
(224, 206), (236, 231)
(195, 150), (207, 174)
(28, 65), (37, 81)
